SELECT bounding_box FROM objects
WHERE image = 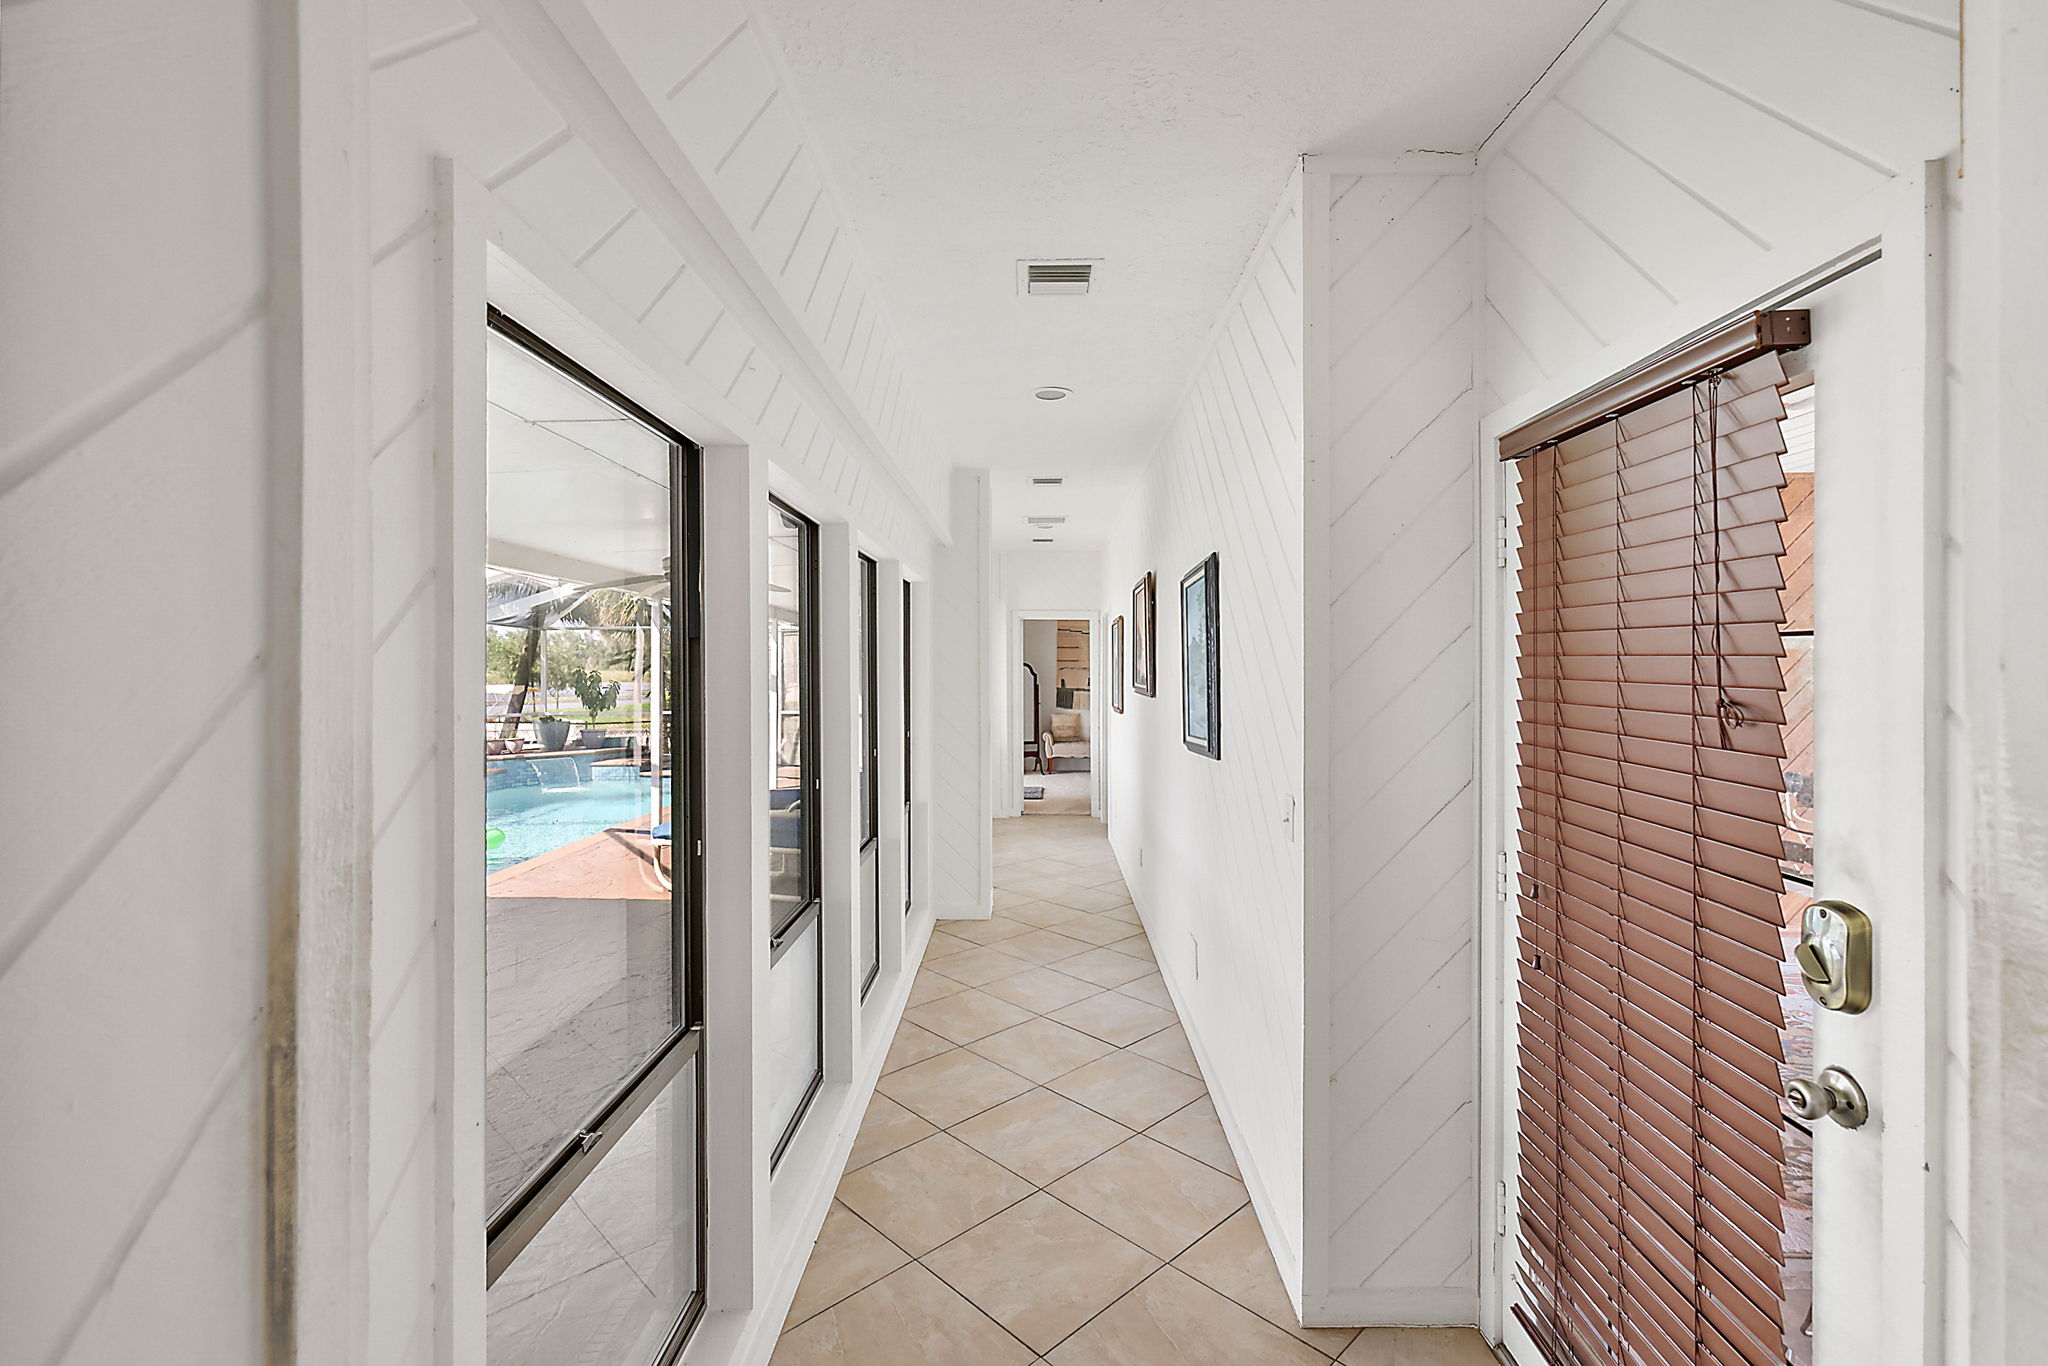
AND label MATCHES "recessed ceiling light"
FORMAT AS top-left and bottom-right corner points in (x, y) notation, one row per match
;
(1034, 386), (1072, 401)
